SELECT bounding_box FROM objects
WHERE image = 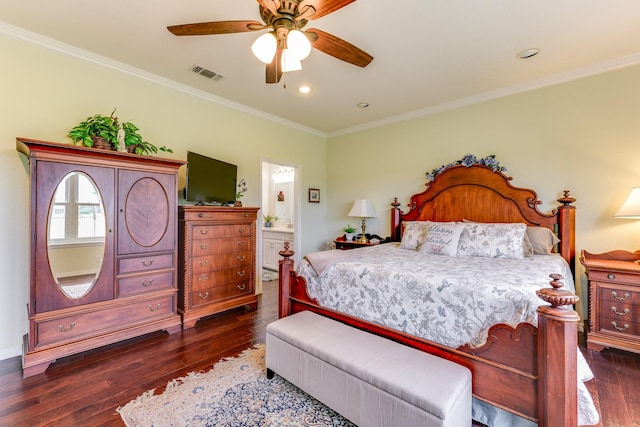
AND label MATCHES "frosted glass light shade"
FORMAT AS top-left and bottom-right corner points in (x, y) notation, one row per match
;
(251, 33), (277, 64)
(281, 49), (302, 72)
(614, 188), (640, 218)
(286, 30), (311, 60)
(348, 200), (377, 218)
